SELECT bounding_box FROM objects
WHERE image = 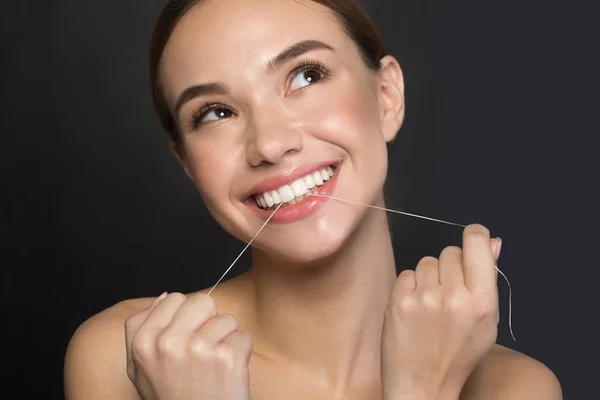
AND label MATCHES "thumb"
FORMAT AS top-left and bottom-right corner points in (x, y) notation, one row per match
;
(490, 238), (502, 287)
(490, 238), (502, 324)
(490, 237), (502, 262)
